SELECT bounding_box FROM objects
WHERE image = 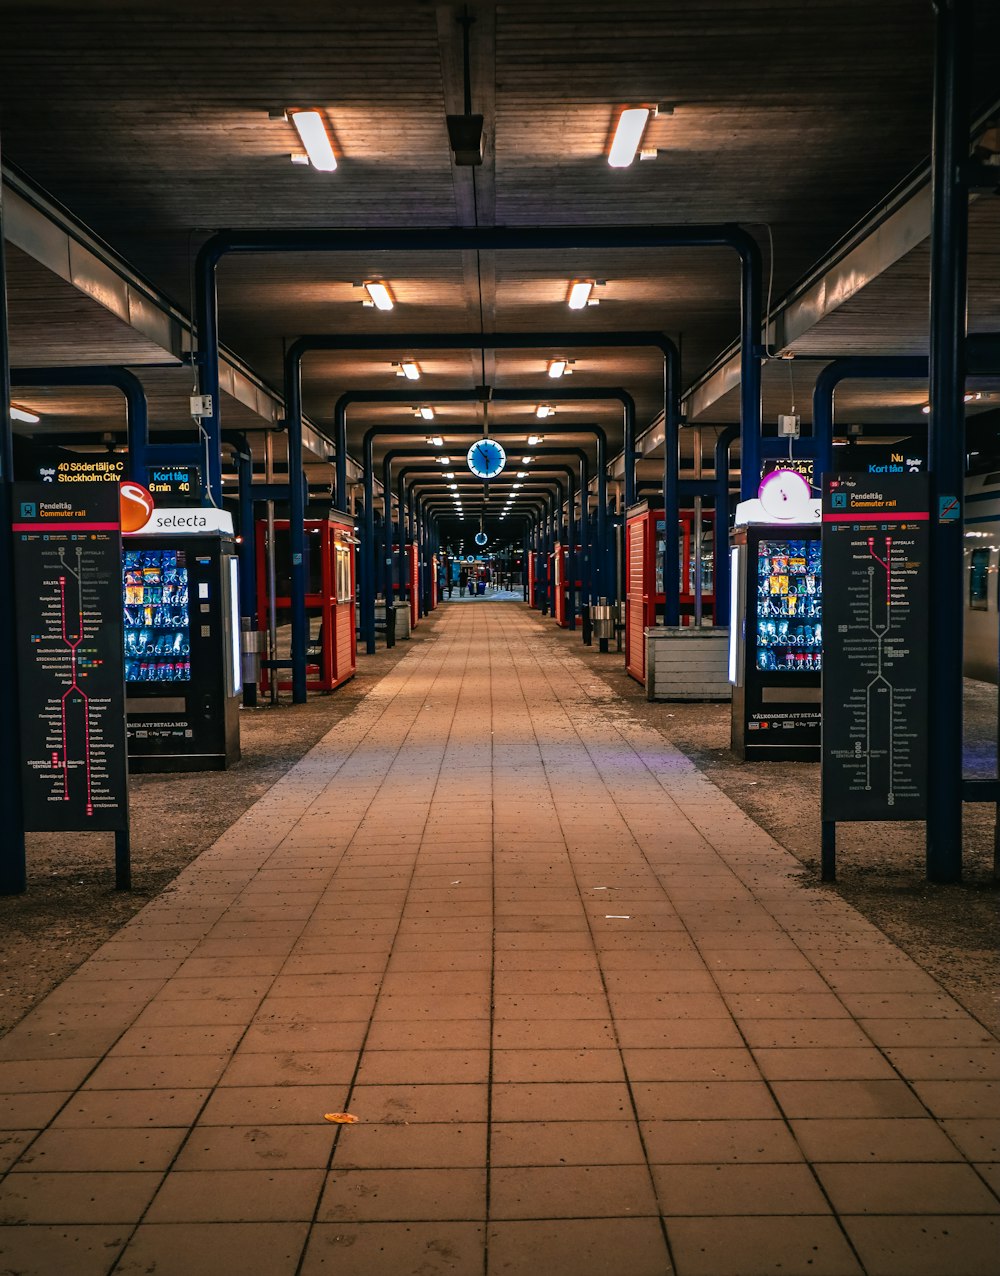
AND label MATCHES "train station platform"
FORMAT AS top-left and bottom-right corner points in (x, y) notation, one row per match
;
(0, 602), (997, 1276)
